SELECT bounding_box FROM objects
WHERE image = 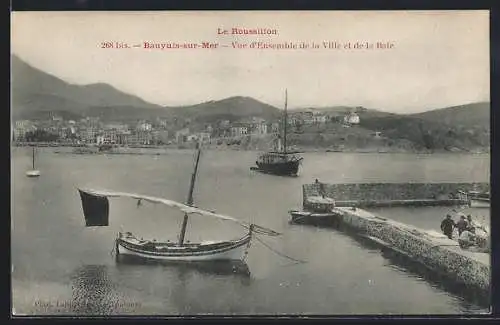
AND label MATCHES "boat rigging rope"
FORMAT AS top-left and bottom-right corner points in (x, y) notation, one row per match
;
(254, 234), (307, 264)
(110, 241), (116, 257)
